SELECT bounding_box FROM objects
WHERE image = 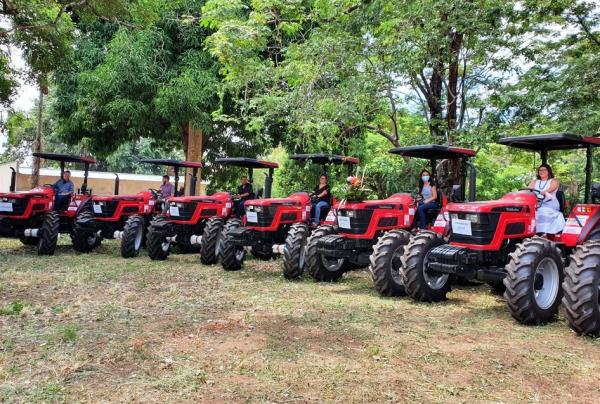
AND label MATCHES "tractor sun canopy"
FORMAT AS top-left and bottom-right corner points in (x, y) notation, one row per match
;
(389, 144), (477, 202)
(140, 159), (203, 197)
(498, 132), (600, 203)
(33, 152), (96, 192)
(388, 145), (476, 160)
(214, 157), (278, 199)
(214, 157), (278, 169)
